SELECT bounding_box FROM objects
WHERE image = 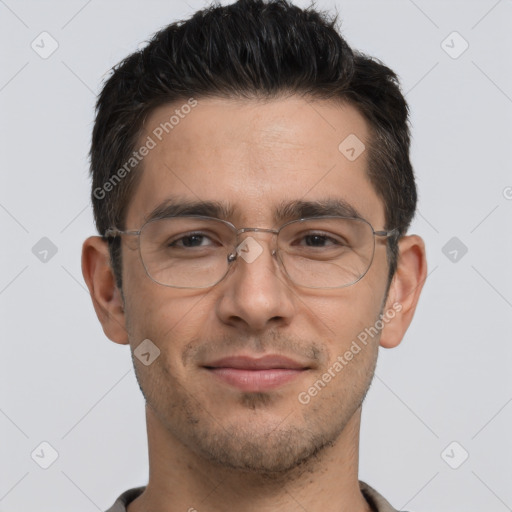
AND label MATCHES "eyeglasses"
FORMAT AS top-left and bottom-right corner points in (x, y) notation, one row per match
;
(104, 215), (398, 289)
